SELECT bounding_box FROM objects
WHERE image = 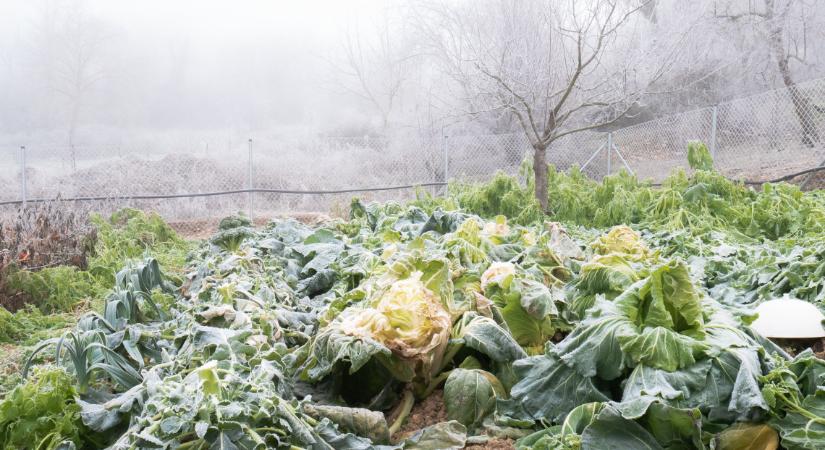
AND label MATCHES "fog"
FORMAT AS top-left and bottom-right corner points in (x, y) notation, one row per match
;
(0, 0), (392, 141)
(1, 0), (824, 147)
